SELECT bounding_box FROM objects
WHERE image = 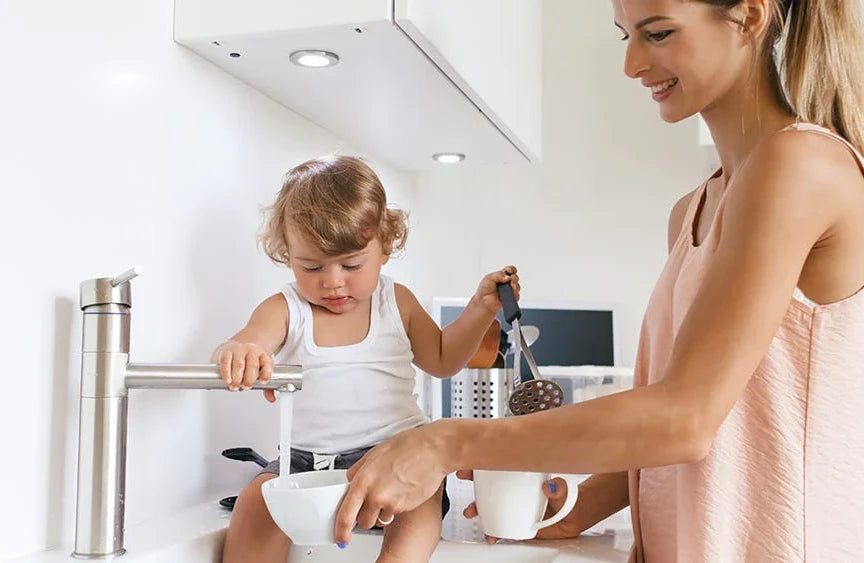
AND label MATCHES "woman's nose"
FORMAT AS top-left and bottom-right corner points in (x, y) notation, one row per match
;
(623, 40), (650, 79)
